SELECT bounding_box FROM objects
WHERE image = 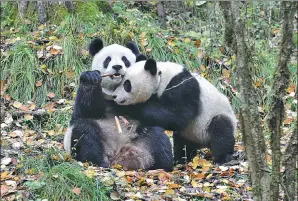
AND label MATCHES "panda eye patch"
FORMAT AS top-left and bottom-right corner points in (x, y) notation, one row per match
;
(103, 56), (111, 68)
(123, 80), (131, 92)
(122, 56), (130, 67)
